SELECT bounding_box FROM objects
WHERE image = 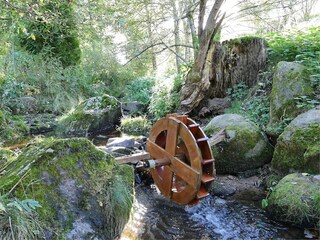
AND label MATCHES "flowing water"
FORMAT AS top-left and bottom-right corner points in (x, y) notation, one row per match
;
(90, 134), (313, 240)
(121, 184), (309, 240)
